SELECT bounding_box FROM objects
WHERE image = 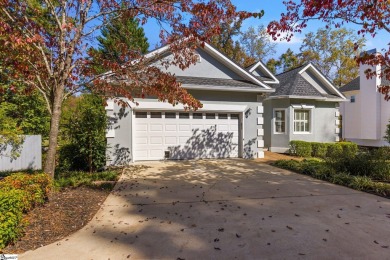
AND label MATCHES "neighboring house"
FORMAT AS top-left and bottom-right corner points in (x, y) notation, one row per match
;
(105, 43), (345, 165)
(339, 57), (390, 147)
(263, 63), (346, 153)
